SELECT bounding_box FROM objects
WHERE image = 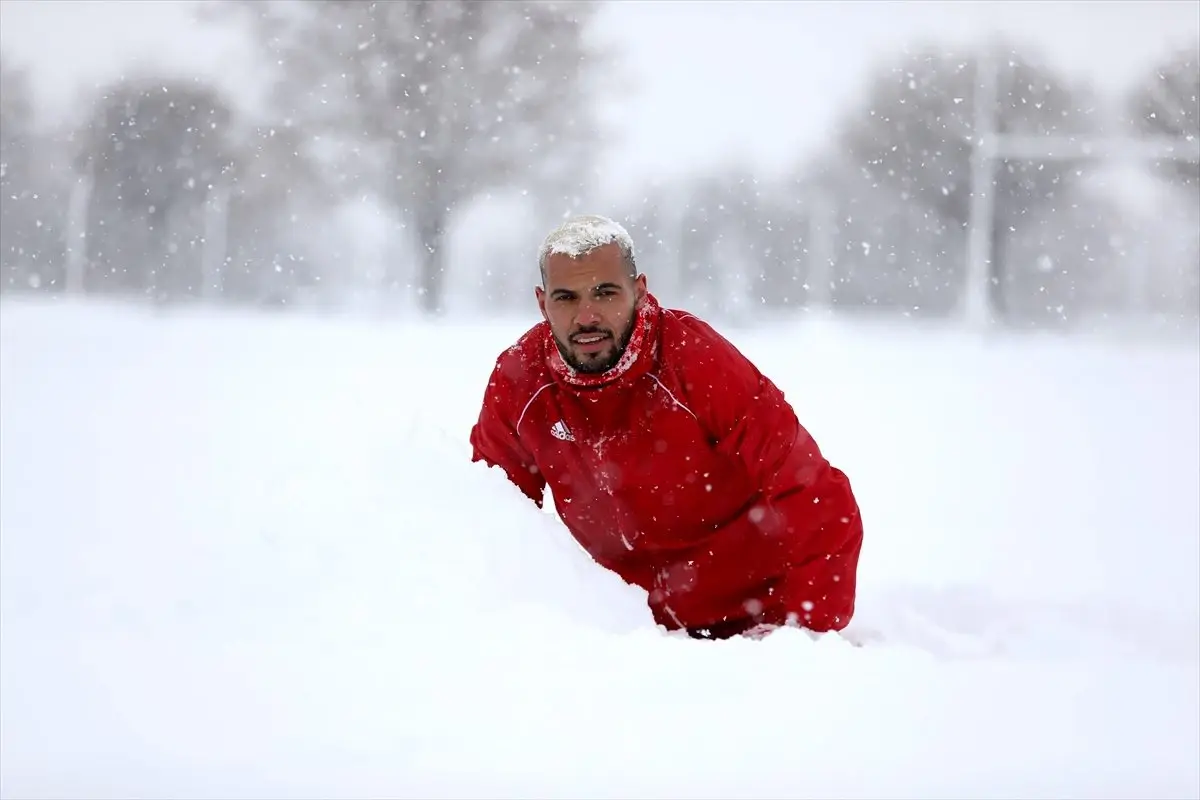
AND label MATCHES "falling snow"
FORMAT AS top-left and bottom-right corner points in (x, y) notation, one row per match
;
(0, 2), (1197, 796)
